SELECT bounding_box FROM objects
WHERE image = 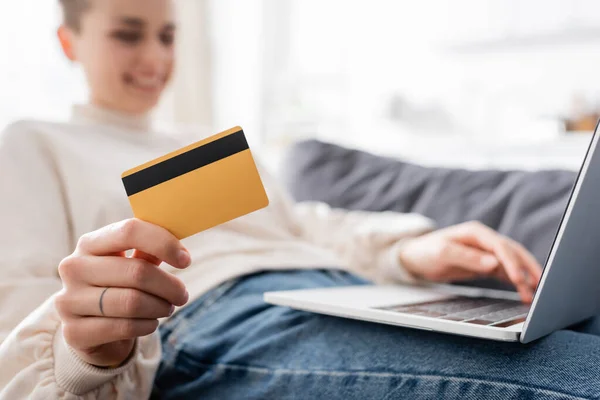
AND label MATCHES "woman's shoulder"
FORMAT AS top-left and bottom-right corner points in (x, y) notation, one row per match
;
(1, 118), (71, 144)
(0, 119), (77, 169)
(1, 119), (43, 148)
